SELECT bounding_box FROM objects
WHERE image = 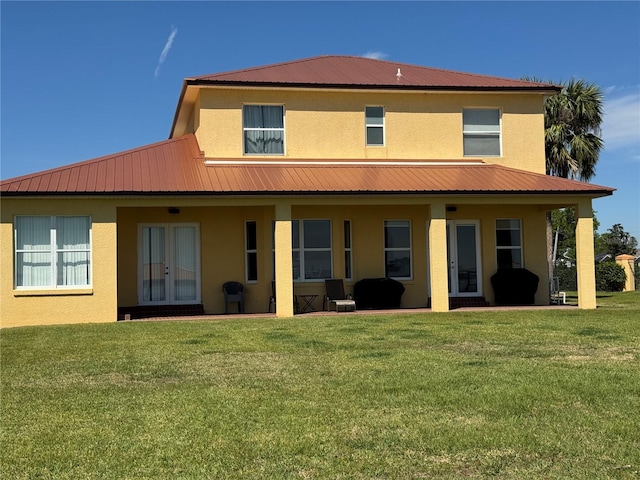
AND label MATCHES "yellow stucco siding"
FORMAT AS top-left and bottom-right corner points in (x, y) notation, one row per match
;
(1, 199), (117, 328)
(195, 88), (546, 173)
